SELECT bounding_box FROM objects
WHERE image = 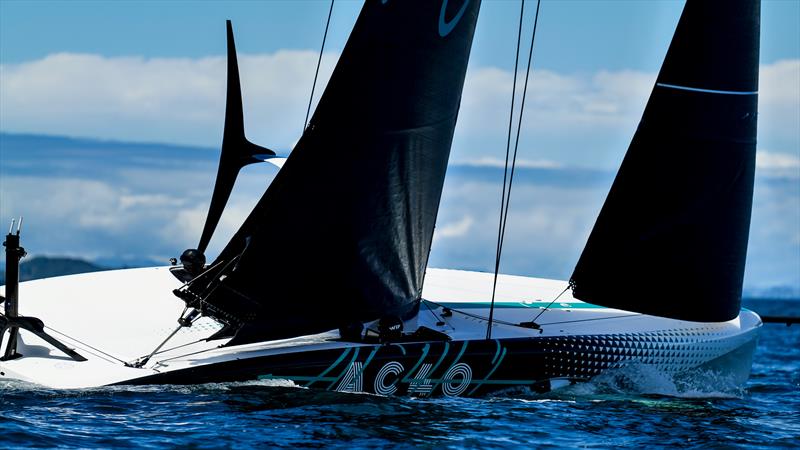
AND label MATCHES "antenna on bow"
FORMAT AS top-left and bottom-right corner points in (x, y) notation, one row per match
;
(1, 218), (86, 362)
